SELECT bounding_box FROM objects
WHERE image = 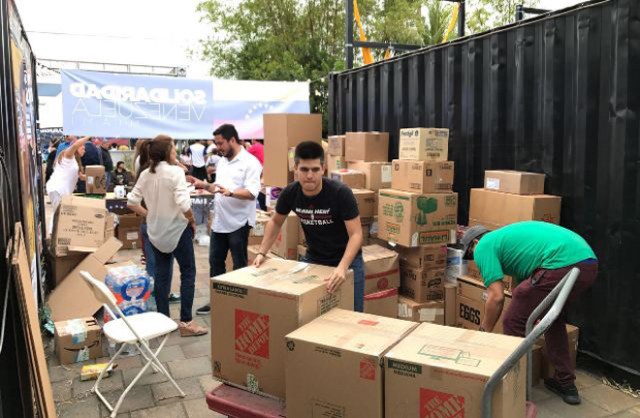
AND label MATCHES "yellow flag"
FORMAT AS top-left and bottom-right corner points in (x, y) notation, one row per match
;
(443, 3), (459, 43)
(354, 0), (374, 64)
